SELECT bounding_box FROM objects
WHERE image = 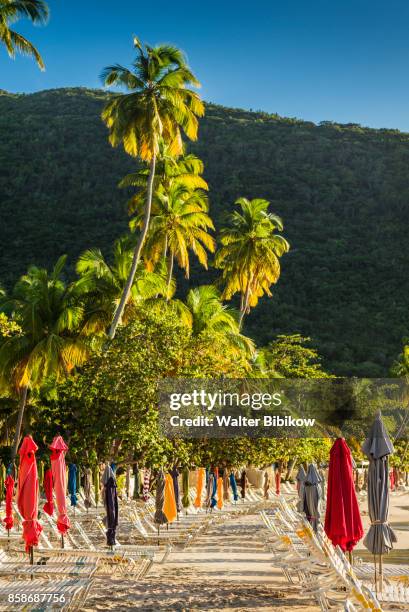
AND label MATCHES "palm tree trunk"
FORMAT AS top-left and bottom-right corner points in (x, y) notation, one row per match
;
(108, 154), (156, 339)
(10, 385), (28, 462)
(239, 281), (251, 328)
(166, 253), (174, 301)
